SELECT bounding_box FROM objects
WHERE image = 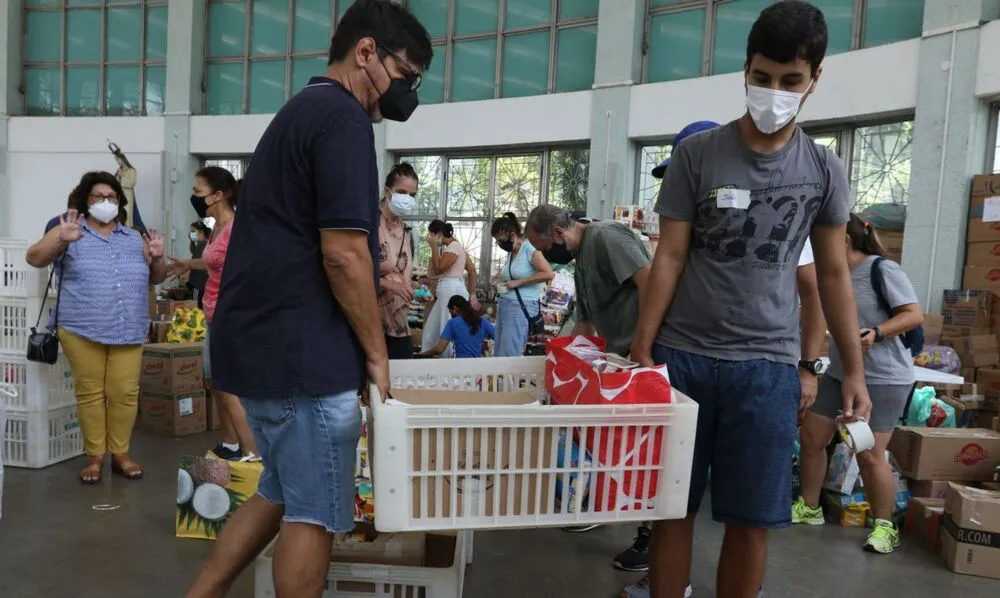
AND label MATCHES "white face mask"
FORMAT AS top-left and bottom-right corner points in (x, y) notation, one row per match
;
(389, 193), (417, 217)
(189, 232), (199, 242)
(745, 84), (807, 135)
(89, 199), (119, 224)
